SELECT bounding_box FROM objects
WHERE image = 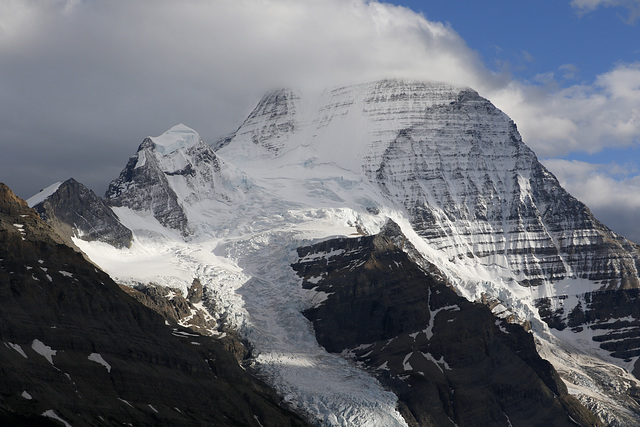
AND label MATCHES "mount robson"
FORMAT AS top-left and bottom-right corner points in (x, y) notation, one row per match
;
(3, 79), (640, 426)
